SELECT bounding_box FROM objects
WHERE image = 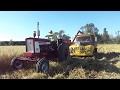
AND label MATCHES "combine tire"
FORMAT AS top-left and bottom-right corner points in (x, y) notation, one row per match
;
(10, 57), (26, 69)
(36, 58), (49, 73)
(58, 42), (70, 62)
